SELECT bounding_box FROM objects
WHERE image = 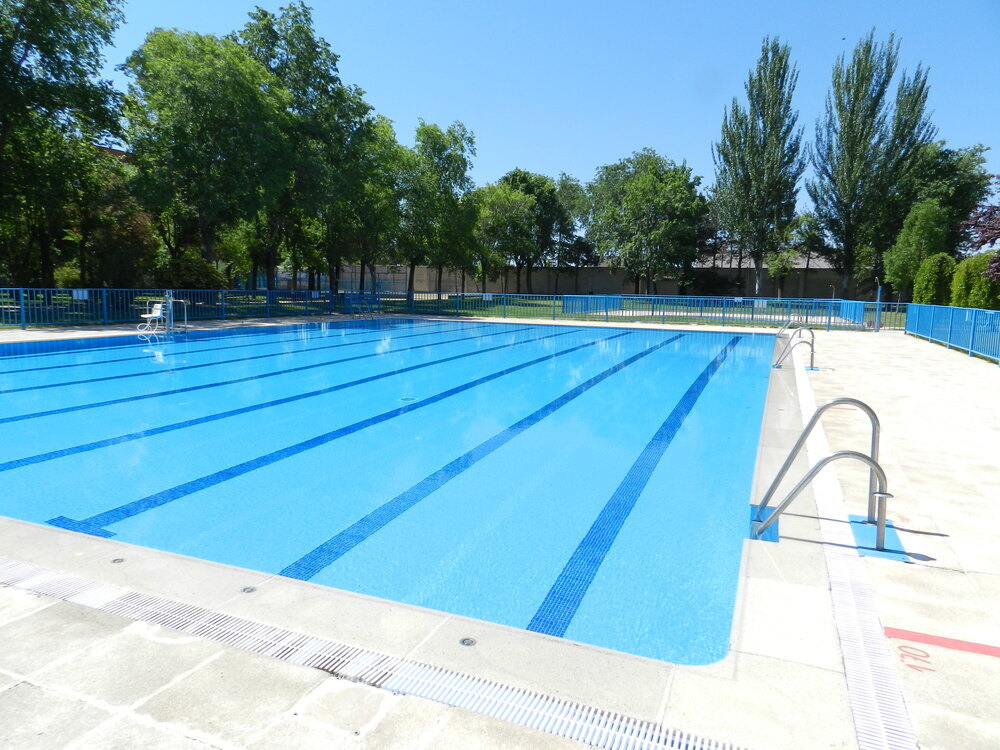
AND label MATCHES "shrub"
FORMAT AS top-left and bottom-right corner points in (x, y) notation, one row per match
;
(912, 253), (956, 305)
(950, 250), (1000, 310)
